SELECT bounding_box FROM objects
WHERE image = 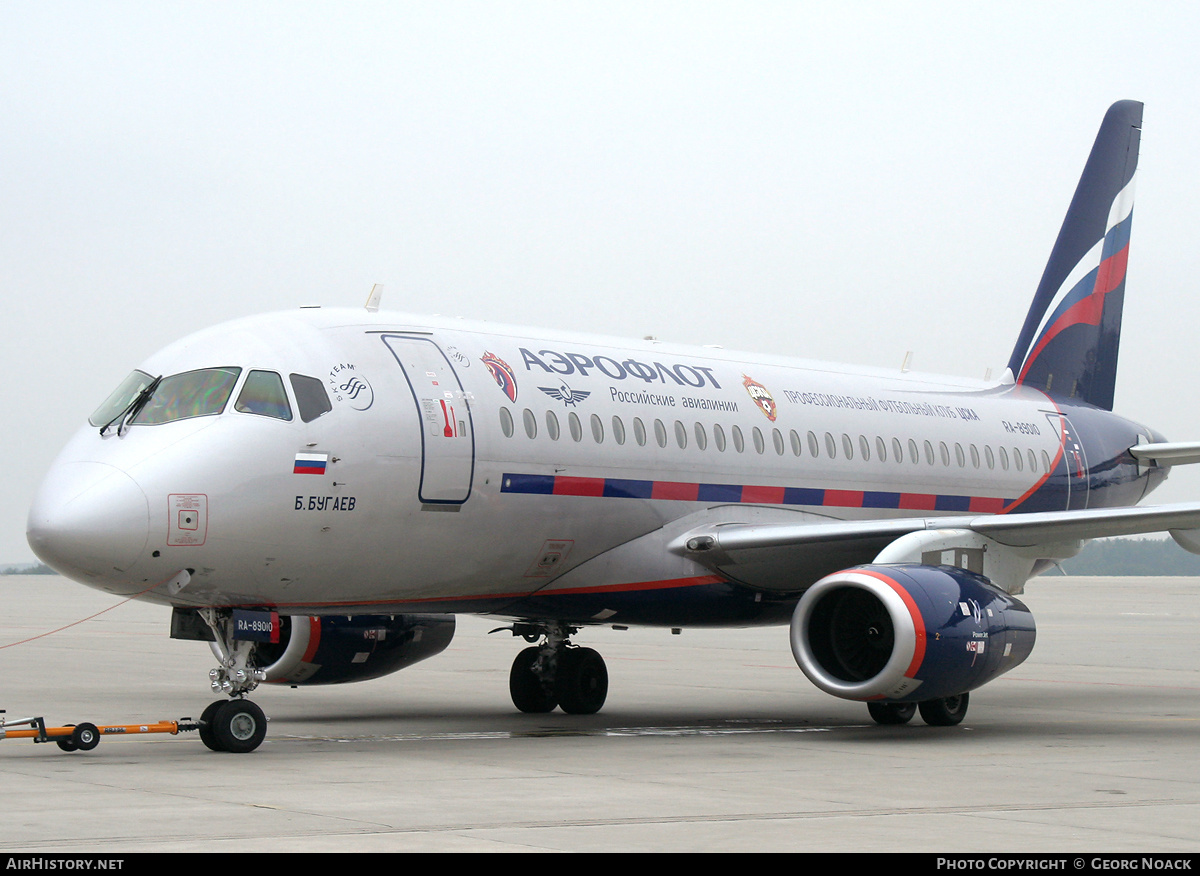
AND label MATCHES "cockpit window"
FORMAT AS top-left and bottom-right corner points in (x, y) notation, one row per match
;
(235, 370), (293, 421)
(131, 367), (241, 425)
(89, 370), (156, 427)
(289, 374), (333, 423)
